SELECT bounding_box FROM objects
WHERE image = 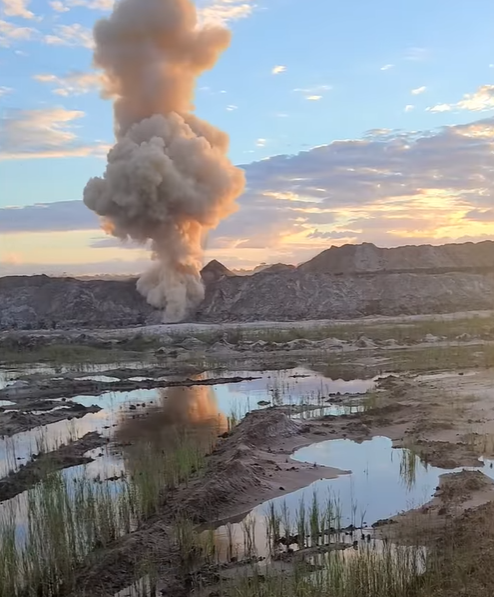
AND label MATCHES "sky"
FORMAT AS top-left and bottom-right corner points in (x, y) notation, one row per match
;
(1, 0), (494, 276)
